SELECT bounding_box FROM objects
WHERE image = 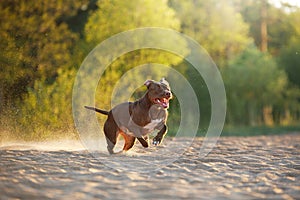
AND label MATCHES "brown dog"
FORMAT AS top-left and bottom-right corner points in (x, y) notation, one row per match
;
(84, 78), (172, 154)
